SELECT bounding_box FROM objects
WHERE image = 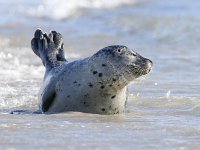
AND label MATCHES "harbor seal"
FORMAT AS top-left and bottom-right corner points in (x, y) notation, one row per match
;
(31, 29), (152, 115)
